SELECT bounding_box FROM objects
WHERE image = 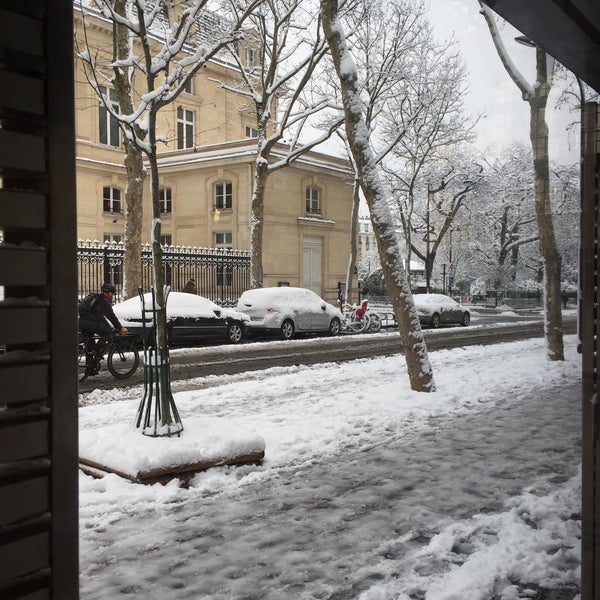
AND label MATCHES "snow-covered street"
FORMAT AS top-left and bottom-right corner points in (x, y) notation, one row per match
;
(79, 335), (582, 599)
